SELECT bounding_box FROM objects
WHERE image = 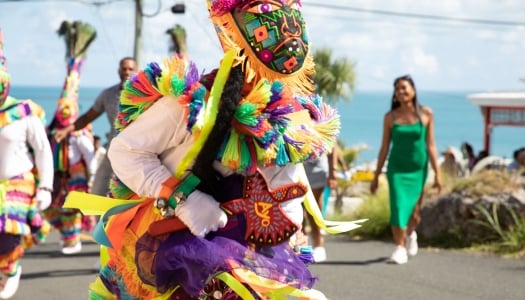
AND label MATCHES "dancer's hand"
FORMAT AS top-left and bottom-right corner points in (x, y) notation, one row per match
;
(54, 125), (73, 143)
(175, 190), (228, 237)
(369, 177), (379, 195)
(36, 189), (52, 210)
(433, 175), (443, 194)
